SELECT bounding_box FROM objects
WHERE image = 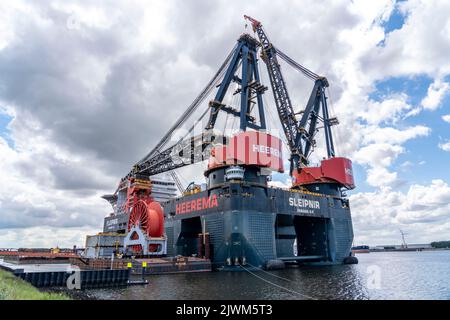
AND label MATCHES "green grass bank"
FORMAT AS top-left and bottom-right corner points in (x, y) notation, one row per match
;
(0, 268), (70, 300)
